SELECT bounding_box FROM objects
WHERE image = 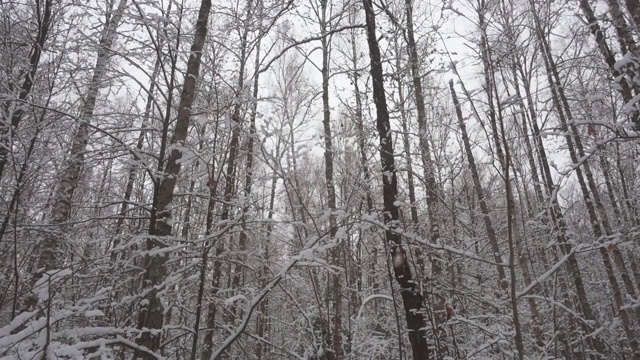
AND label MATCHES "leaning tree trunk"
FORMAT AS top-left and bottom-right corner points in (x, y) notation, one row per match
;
(134, 0), (212, 356)
(508, 62), (546, 349)
(24, 0), (128, 313)
(448, 79), (507, 291)
(533, 2), (638, 354)
(392, 36), (423, 283)
(625, 0), (640, 32)
(515, 49), (586, 353)
(110, 56), (161, 262)
(606, 0), (640, 56)
(362, 0), (430, 358)
(520, 61), (600, 356)
(404, 1), (450, 351)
